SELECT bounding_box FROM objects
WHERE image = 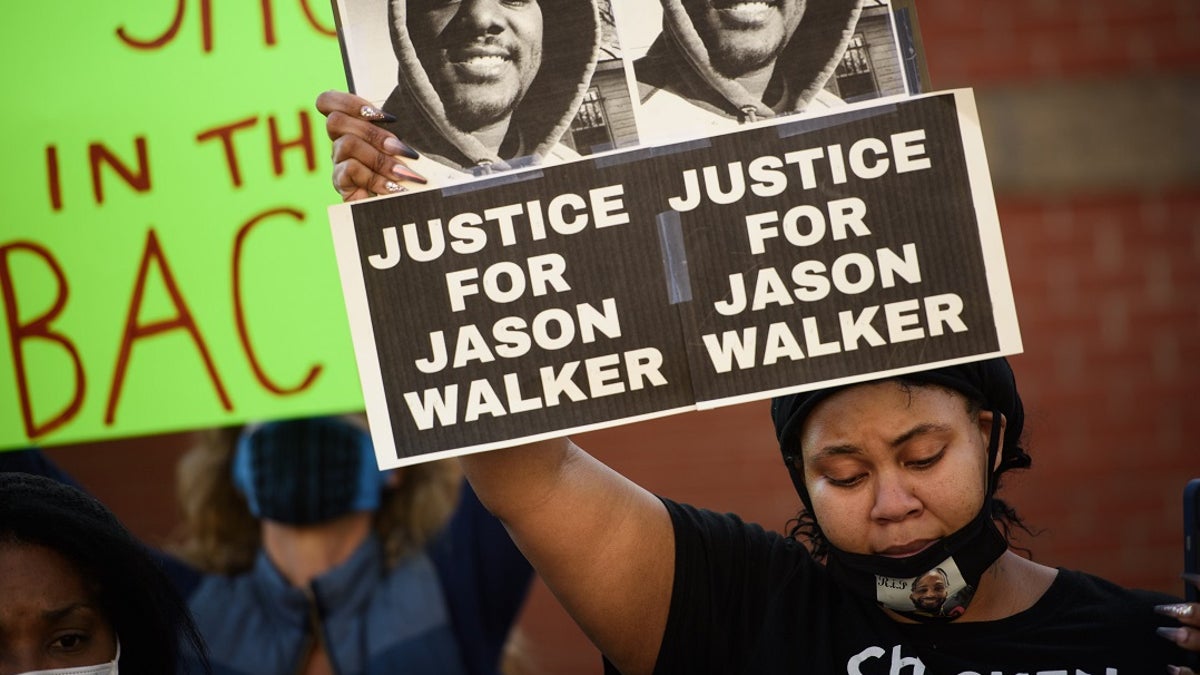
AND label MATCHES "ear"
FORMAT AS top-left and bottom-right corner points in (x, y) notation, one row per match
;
(977, 409), (1007, 472)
